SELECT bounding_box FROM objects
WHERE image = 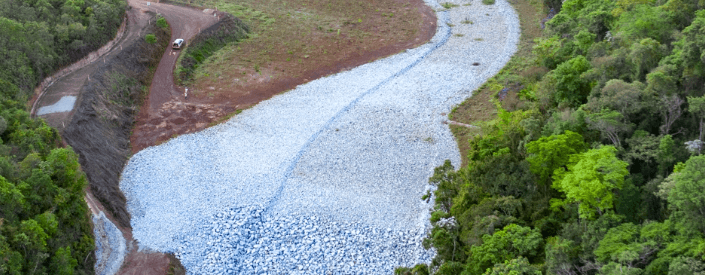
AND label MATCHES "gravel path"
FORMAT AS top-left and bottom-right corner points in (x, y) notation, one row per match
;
(119, 0), (520, 273)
